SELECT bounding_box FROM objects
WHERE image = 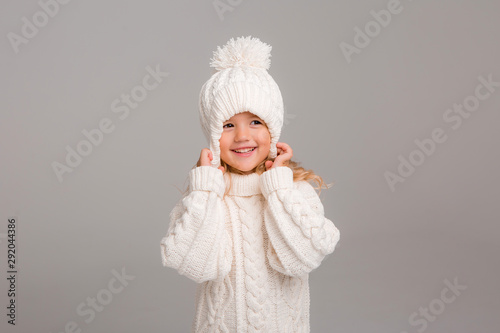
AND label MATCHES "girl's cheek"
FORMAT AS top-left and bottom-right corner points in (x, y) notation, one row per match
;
(256, 131), (270, 142)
